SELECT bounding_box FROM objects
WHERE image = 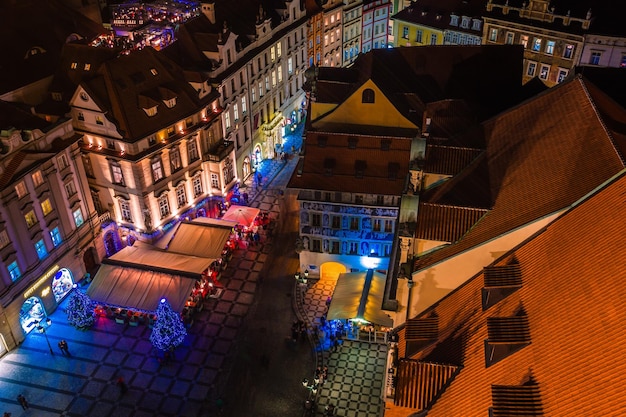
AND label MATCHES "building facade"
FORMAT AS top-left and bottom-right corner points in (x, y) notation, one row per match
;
(342, 0), (363, 67)
(361, 0), (392, 52)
